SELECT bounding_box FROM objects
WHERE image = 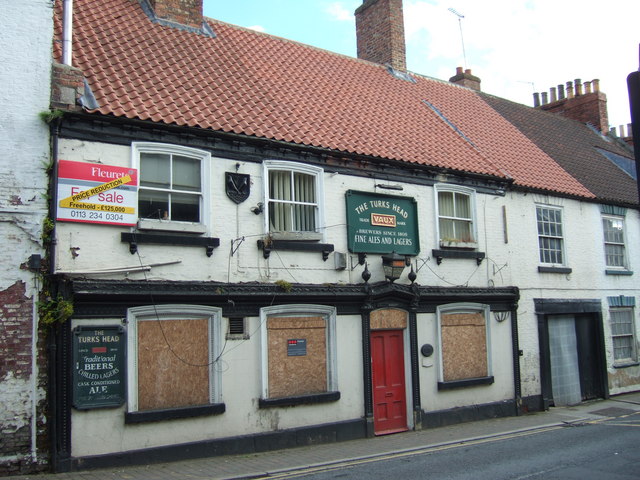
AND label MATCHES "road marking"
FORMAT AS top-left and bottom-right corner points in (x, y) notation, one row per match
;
(251, 426), (564, 479)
